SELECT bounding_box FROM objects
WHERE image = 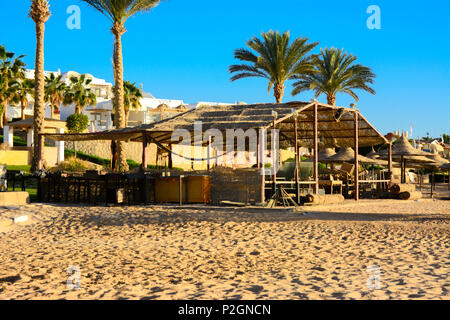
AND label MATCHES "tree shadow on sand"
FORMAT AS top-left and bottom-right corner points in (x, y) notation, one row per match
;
(77, 206), (450, 228)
